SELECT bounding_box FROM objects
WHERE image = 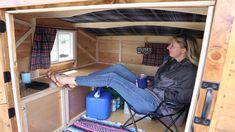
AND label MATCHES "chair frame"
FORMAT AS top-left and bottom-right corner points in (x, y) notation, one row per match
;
(121, 101), (189, 132)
